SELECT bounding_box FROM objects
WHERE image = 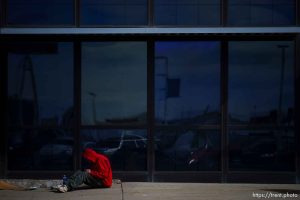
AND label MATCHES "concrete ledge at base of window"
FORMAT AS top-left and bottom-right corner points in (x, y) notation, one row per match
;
(0, 179), (62, 189)
(0, 27), (300, 35)
(0, 179), (121, 189)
